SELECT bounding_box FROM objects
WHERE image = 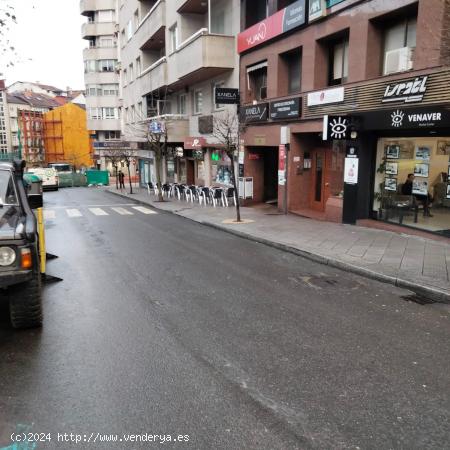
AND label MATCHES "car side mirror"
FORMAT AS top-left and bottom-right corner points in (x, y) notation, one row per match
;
(27, 194), (43, 209)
